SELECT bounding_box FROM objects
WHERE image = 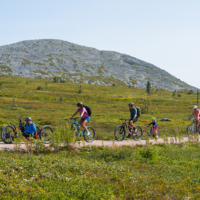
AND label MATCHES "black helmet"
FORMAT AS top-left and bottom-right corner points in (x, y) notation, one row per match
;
(25, 117), (32, 121)
(77, 102), (83, 107)
(128, 102), (134, 106)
